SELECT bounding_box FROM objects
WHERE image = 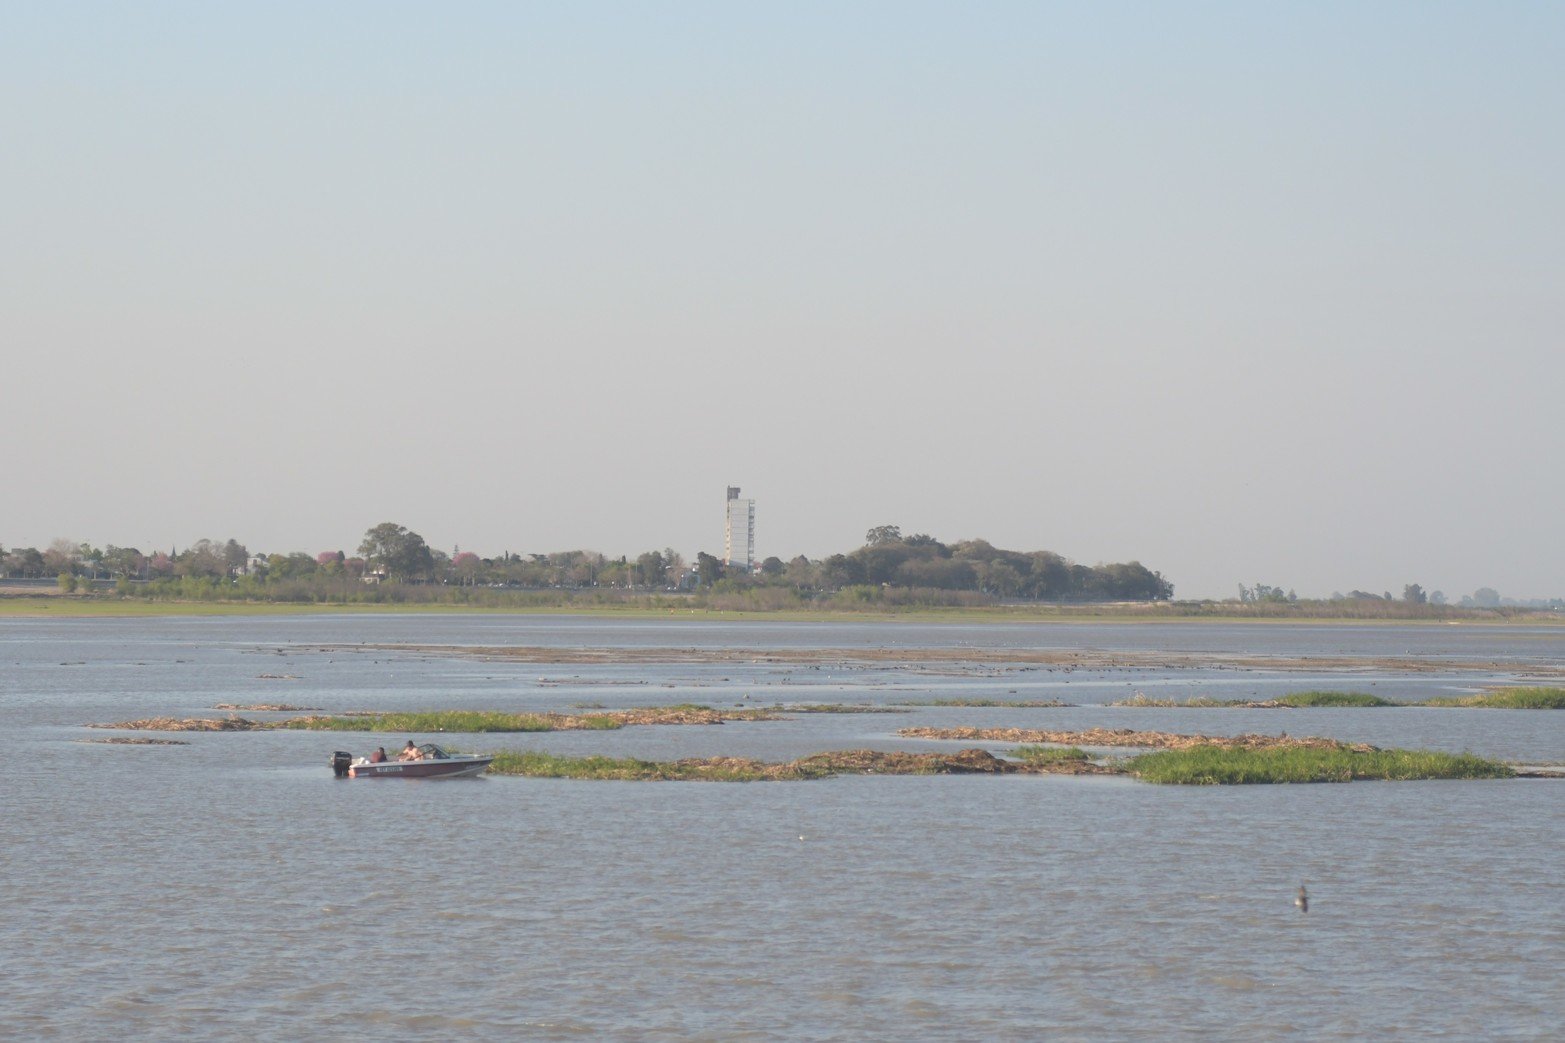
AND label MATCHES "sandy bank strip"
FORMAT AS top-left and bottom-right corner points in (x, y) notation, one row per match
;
(292, 643), (1565, 677)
